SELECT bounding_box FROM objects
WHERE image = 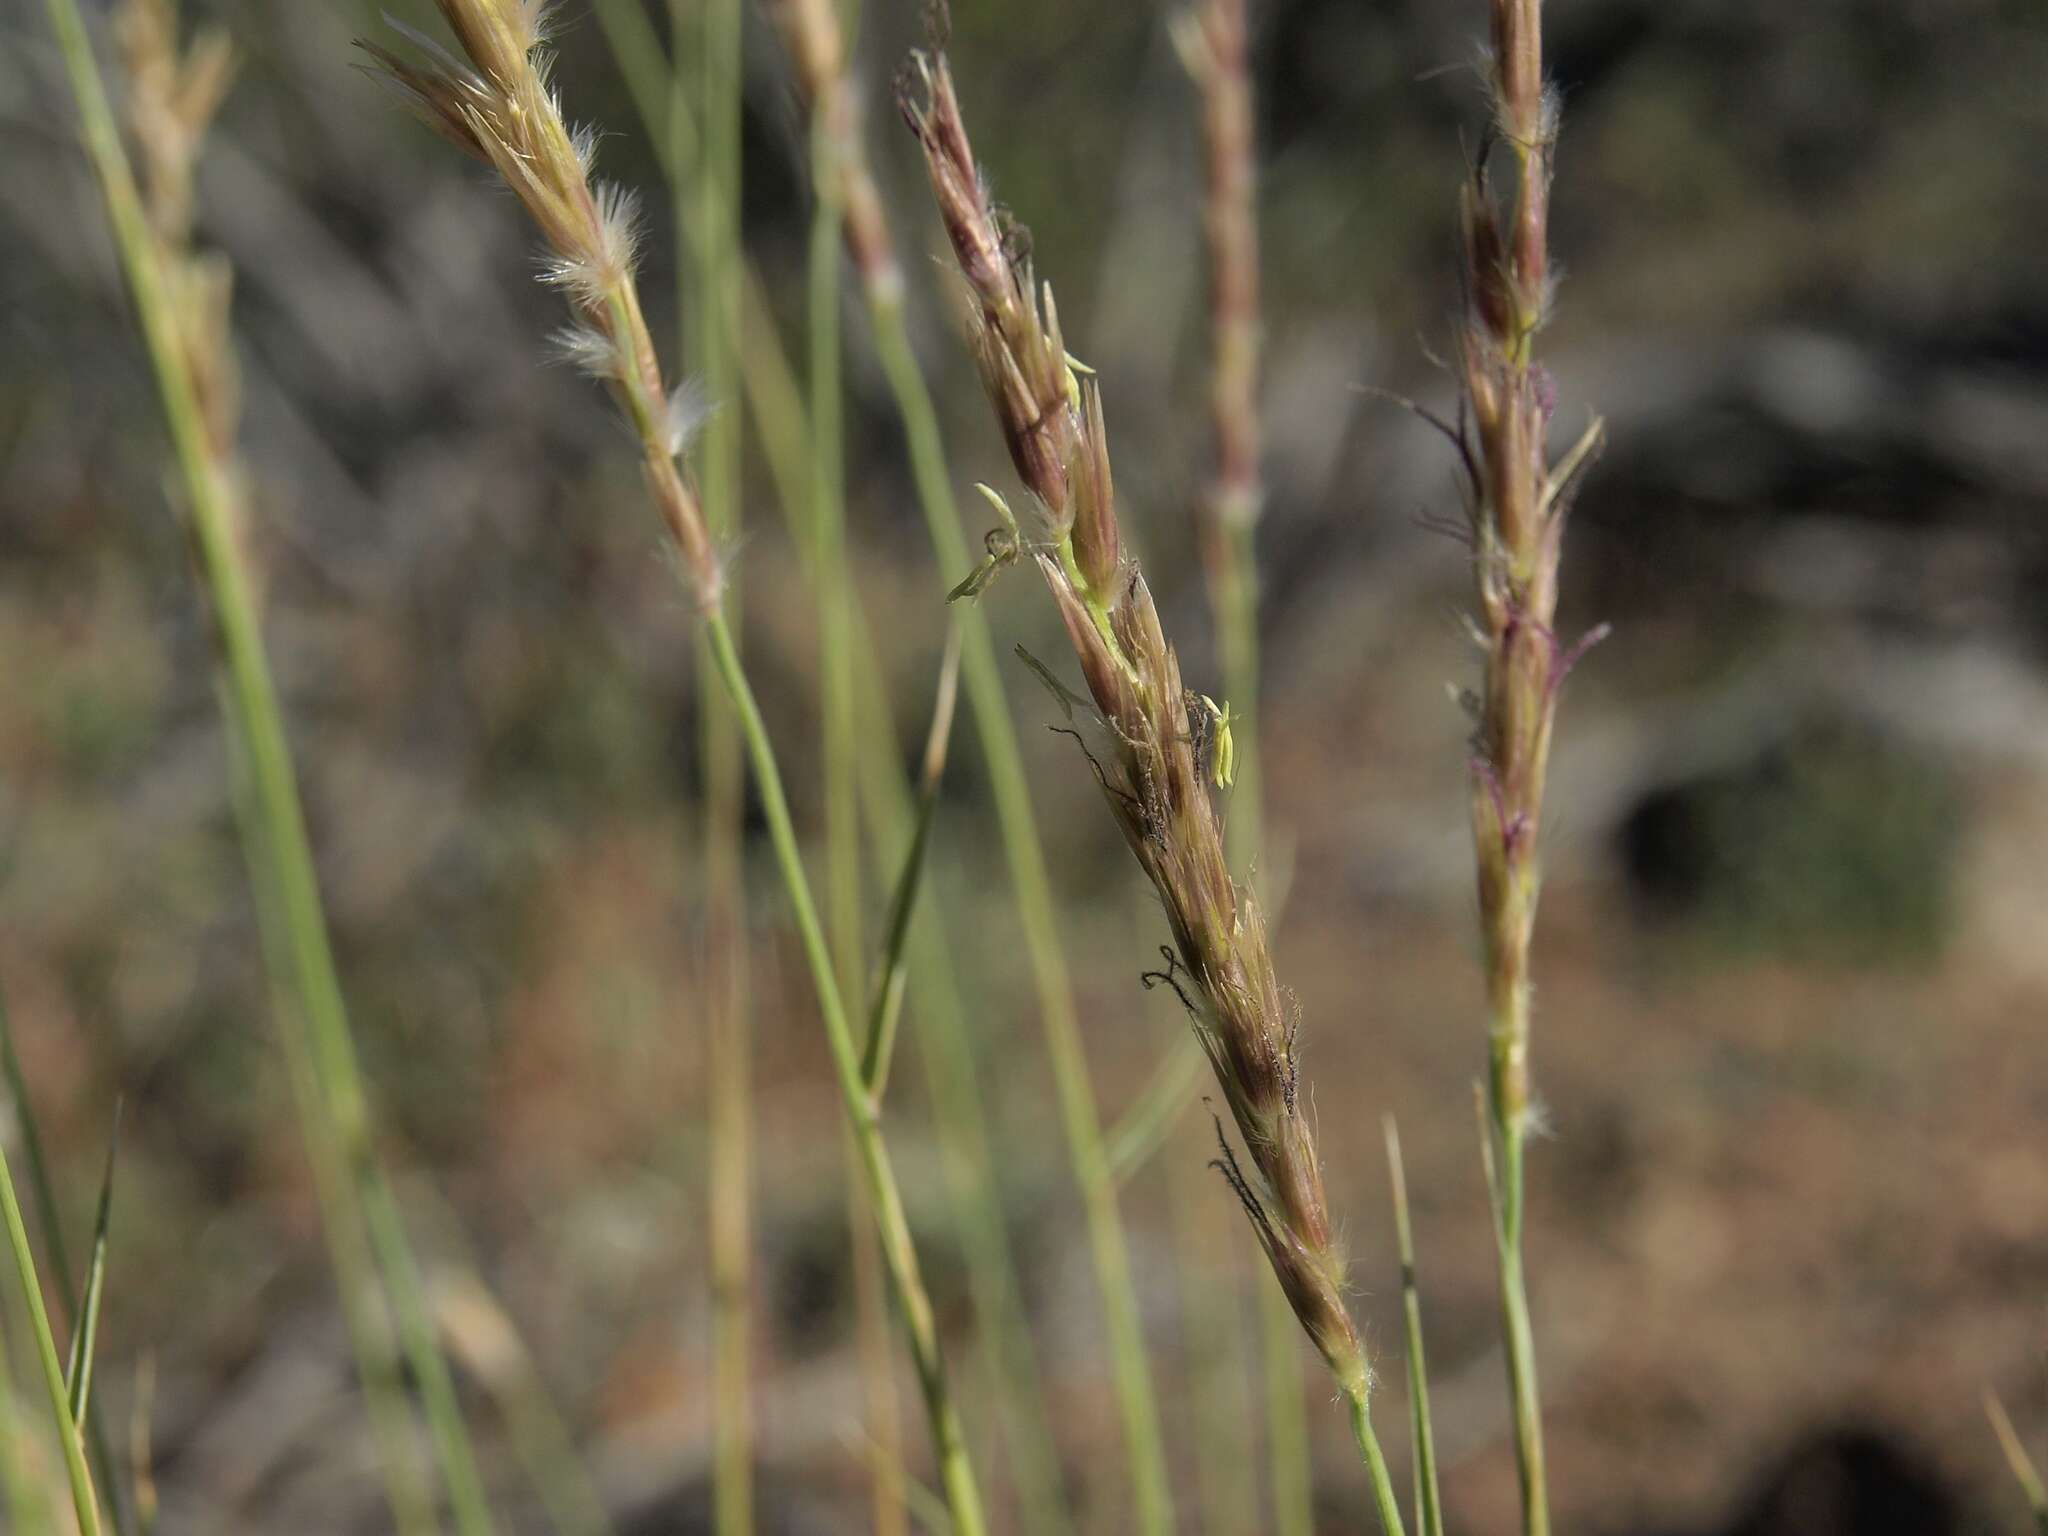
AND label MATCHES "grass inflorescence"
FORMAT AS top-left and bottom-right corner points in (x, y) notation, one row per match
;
(899, 35), (1407, 1527)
